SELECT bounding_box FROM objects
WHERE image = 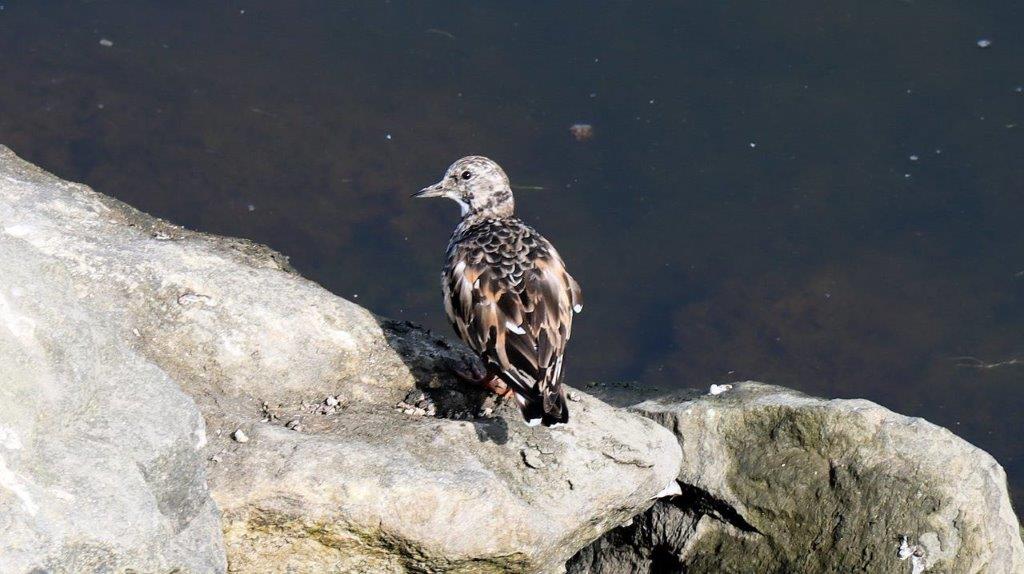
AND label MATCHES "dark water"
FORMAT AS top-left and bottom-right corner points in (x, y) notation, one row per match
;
(2, 2), (1021, 509)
